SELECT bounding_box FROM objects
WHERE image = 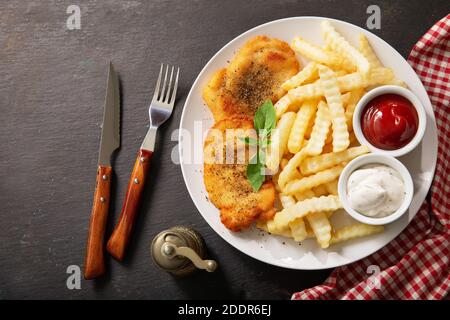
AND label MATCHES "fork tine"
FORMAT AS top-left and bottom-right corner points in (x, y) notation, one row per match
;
(169, 67), (179, 105)
(153, 64), (164, 101)
(164, 66), (175, 103)
(159, 65), (169, 101)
